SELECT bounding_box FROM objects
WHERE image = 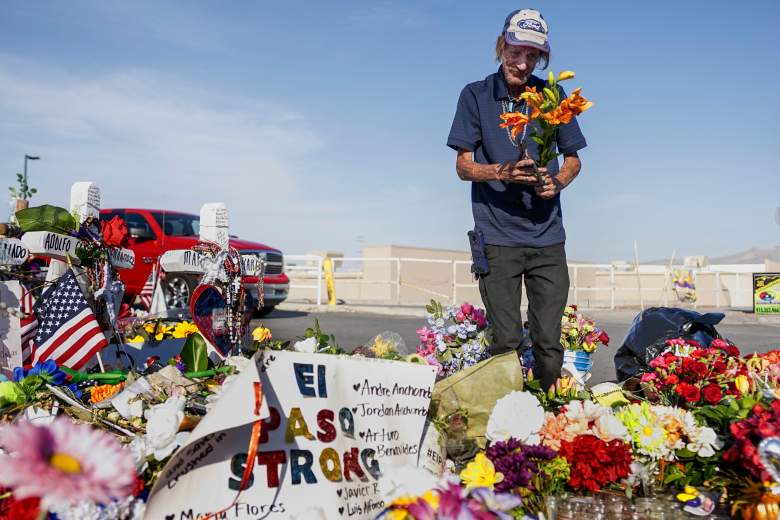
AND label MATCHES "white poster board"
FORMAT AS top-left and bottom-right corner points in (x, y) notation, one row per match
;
(0, 281), (23, 377)
(145, 351), (437, 520)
